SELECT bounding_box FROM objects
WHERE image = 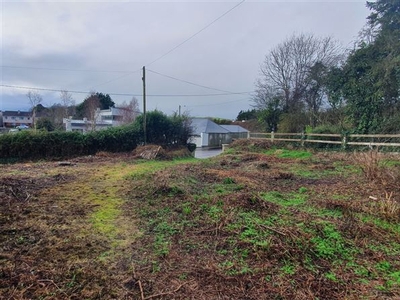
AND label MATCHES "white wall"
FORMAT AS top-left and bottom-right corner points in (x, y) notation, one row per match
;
(193, 133), (210, 147)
